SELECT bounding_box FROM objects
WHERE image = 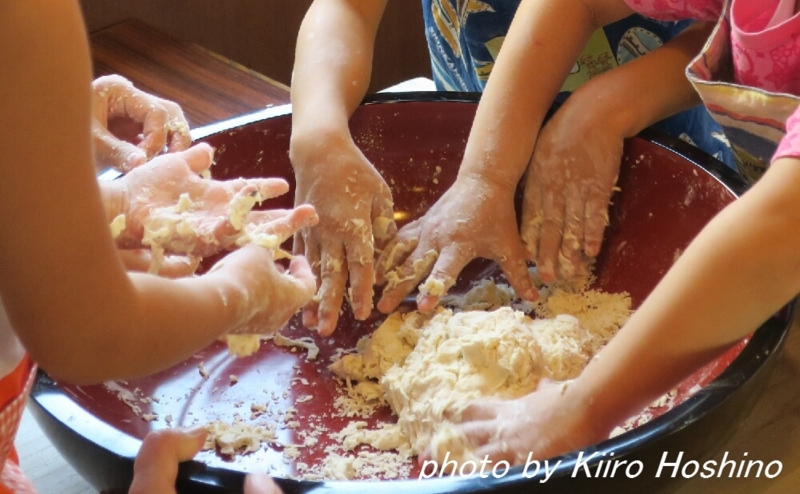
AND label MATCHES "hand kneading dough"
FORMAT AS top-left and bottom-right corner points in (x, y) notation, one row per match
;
(330, 285), (631, 465)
